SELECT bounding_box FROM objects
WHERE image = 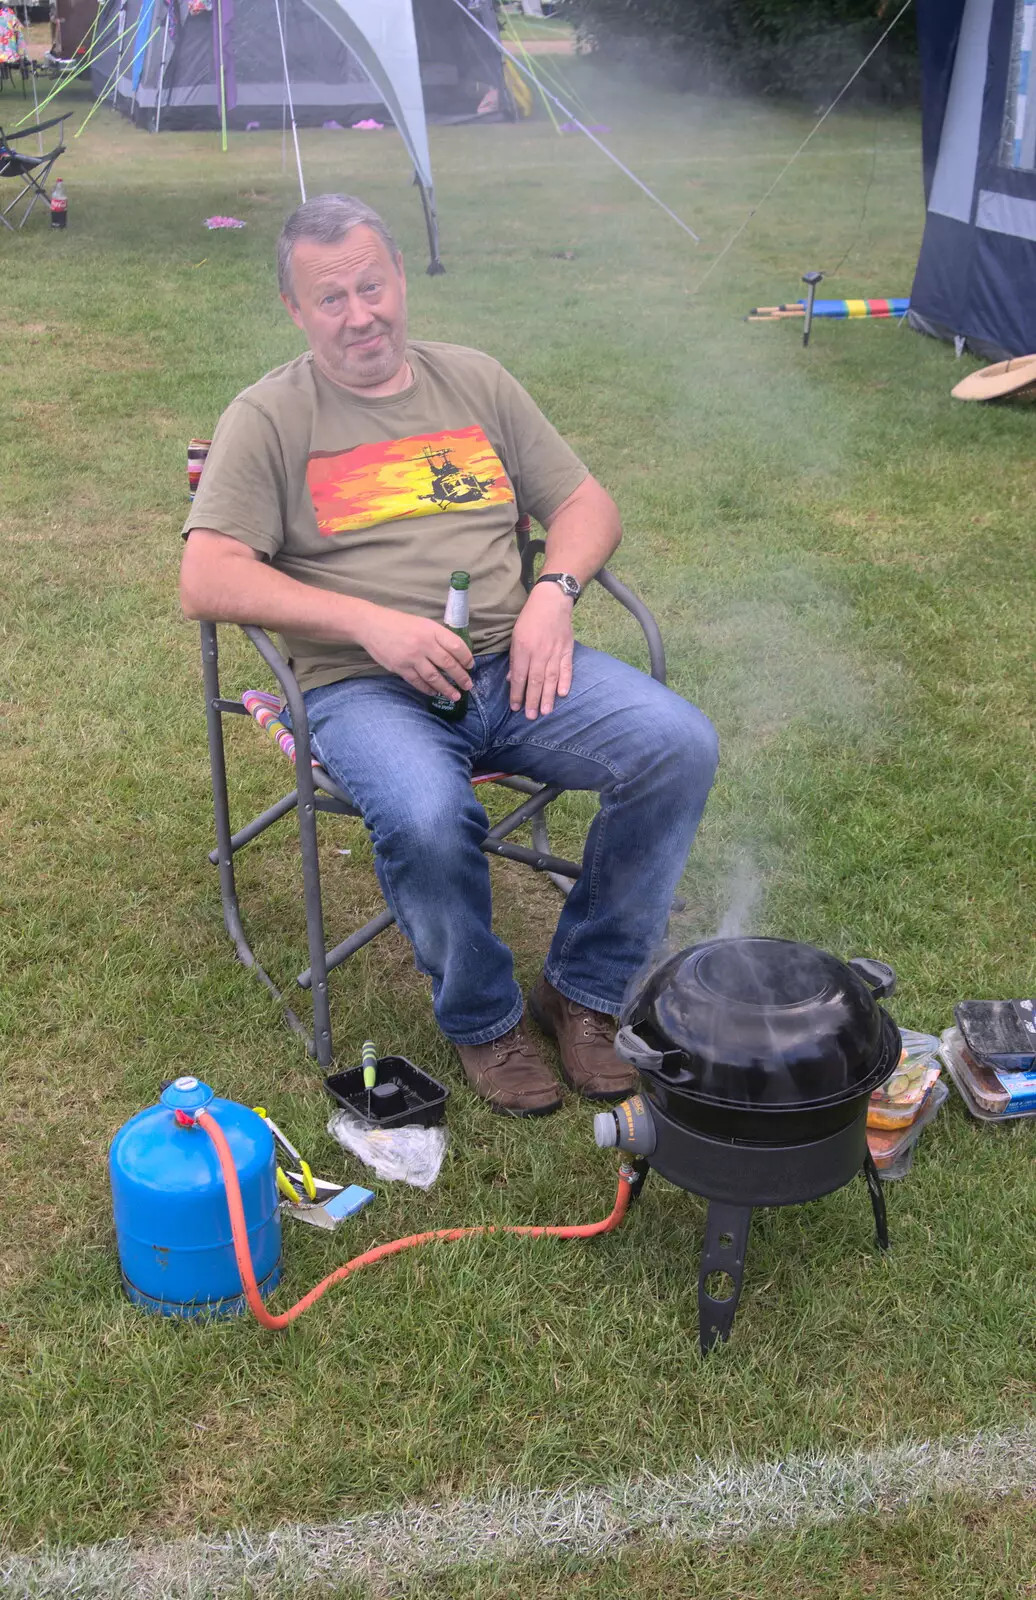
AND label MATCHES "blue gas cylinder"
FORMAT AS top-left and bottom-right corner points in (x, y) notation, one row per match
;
(109, 1077), (282, 1318)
